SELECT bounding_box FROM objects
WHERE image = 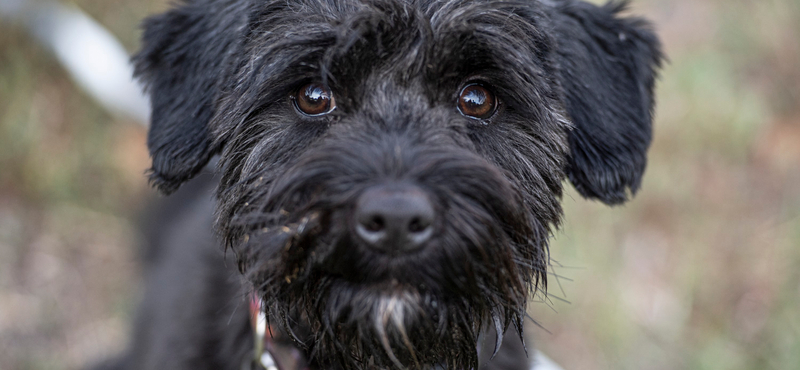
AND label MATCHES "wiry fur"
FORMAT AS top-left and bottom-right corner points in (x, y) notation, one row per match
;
(118, 0), (663, 369)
